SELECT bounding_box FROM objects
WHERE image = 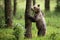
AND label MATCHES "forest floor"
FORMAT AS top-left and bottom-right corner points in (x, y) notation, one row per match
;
(0, 0), (60, 40)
